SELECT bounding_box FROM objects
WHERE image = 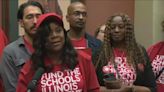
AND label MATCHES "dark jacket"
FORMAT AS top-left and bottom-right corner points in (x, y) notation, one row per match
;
(85, 33), (102, 58)
(67, 31), (102, 61)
